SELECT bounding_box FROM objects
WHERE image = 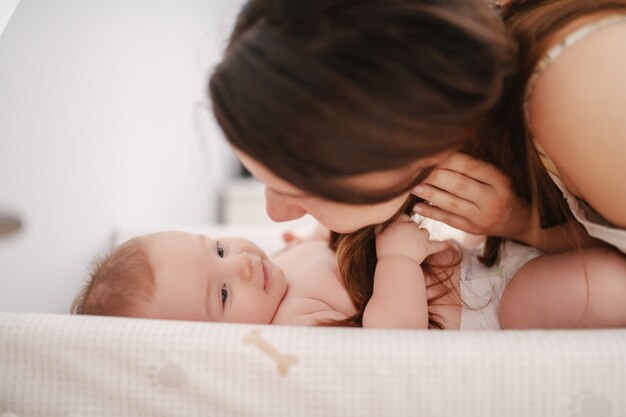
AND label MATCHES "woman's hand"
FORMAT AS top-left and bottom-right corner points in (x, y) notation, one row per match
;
(375, 215), (448, 264)
(411, 152), (531, 239)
